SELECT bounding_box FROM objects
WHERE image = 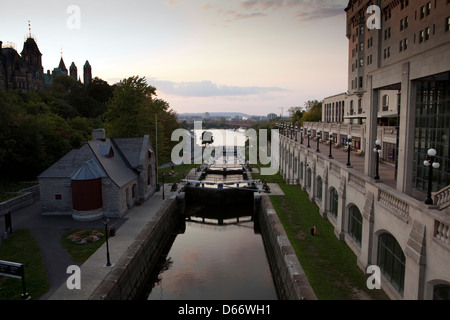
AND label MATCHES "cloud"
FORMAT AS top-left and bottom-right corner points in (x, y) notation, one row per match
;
(201, 0), (345, 24)
(150, 79), (287, 97)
